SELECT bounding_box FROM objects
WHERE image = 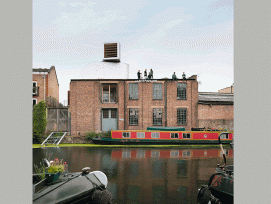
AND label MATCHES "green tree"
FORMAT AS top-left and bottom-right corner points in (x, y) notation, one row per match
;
(33, 101), (47, 144)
